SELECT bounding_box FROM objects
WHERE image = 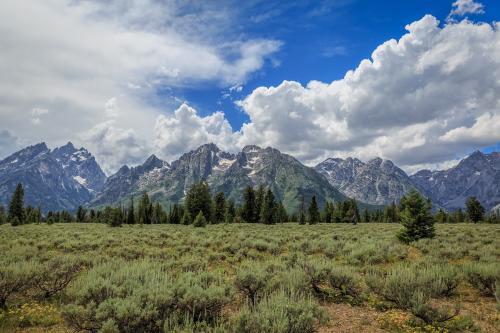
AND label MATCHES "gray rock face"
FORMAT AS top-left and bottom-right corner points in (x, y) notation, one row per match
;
(93, 144), (347, 212)
(315, 157), (416, 205)
(51, 142), (107, 193)
(0, 142), (105, 212)
(411, 151), (500, 211)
